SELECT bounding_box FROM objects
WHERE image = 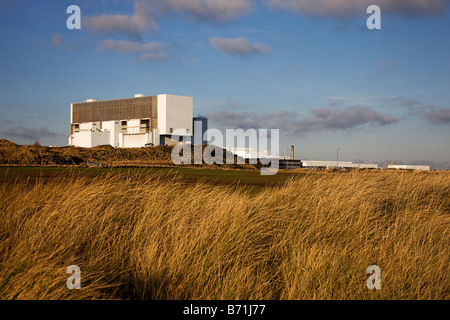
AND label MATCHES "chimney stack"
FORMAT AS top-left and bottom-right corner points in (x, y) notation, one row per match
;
(291, 145), (294, 160)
